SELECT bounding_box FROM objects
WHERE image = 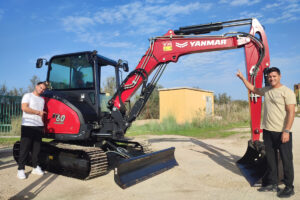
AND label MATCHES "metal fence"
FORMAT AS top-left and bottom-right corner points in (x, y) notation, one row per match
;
(0, 95), (22, 132)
